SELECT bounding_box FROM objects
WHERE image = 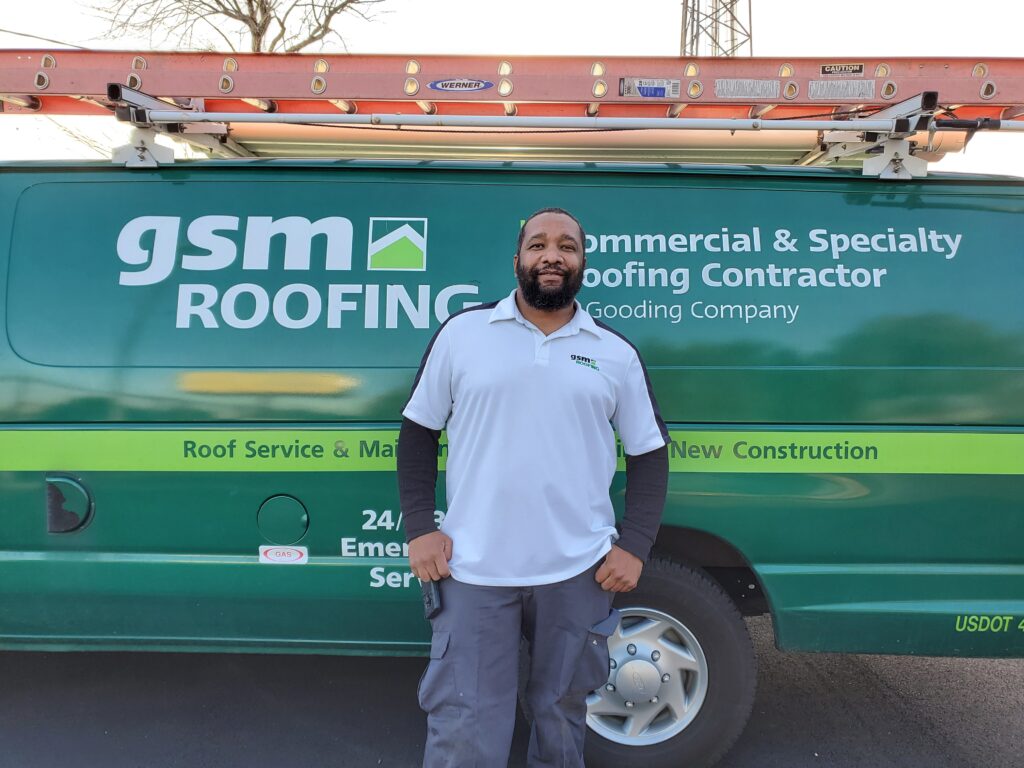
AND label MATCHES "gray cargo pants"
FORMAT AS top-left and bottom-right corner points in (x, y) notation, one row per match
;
(418, 562), (618, 768)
